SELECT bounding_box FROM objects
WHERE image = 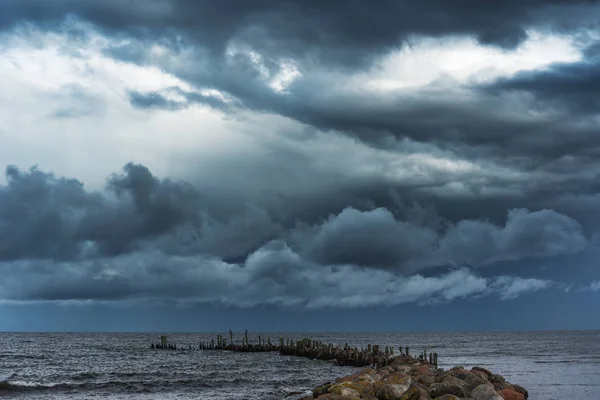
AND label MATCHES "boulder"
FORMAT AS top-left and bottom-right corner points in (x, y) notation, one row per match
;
(397, 387), (421, 400)
(417, 386), (430, 400)
(317, 395), (360, 400)
(434, 395), (461, 400)
(327, 384), (361, 399)
(471, 367), (493, 378)
(331, 381), (375, 398)
(417, 374), (435, 386)
(458, 371), (489, 396)
(471, 384), (503, 400)
(354, 373), (377, 386)
(313, 383), (332, 398)
(378, 369), (391, 379)
(428, 375), (466, 398)
(374, 383), (410, 399)
(512, 384), (528, 399)
(412, 364), (434, 376)
(384, 372), (412, 386)
(498, 388), (525, 400)
(394, 365), (413, 374)
(428, 383), (463, 398)
(381, 366), (395, 374)
(337, 369), (377, 383)
(471, 370), (489, 382)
